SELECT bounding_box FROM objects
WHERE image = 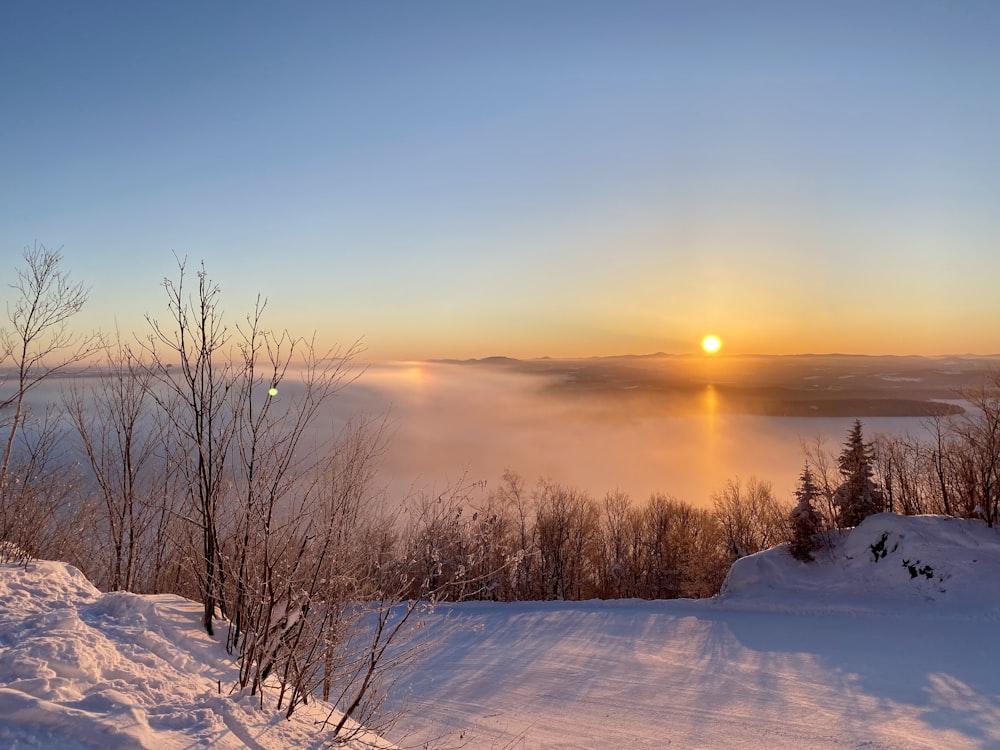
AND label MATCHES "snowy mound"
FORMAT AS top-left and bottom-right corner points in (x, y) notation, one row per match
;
(0, 560), (390, 750)
(720, 513), (1000, 616)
